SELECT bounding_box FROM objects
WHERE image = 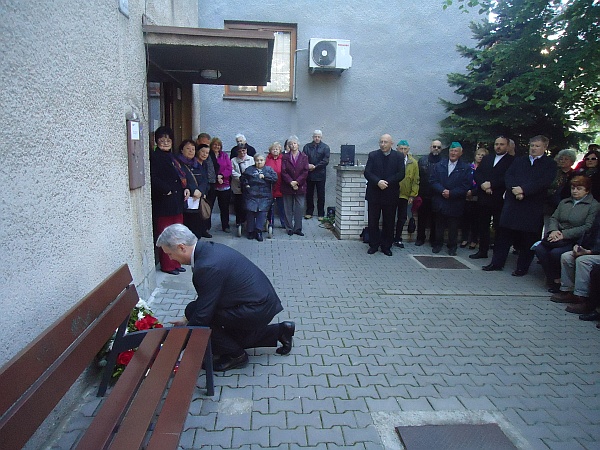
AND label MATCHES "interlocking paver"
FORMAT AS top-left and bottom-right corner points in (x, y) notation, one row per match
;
(46, 217), (600, 449)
